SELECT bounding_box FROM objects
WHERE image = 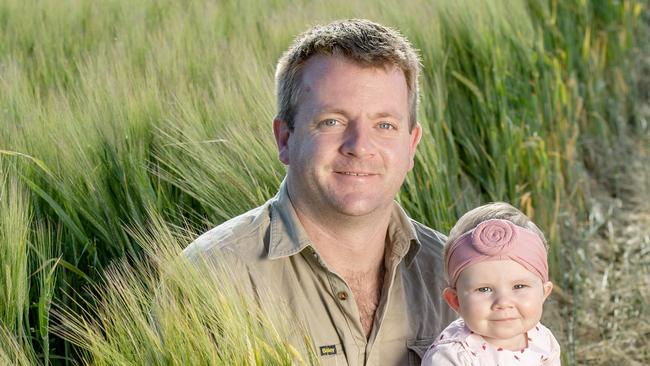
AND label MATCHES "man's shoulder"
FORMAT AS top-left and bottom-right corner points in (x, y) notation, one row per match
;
(409, 218), (447, 257)
(182, 202), (271, 263)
